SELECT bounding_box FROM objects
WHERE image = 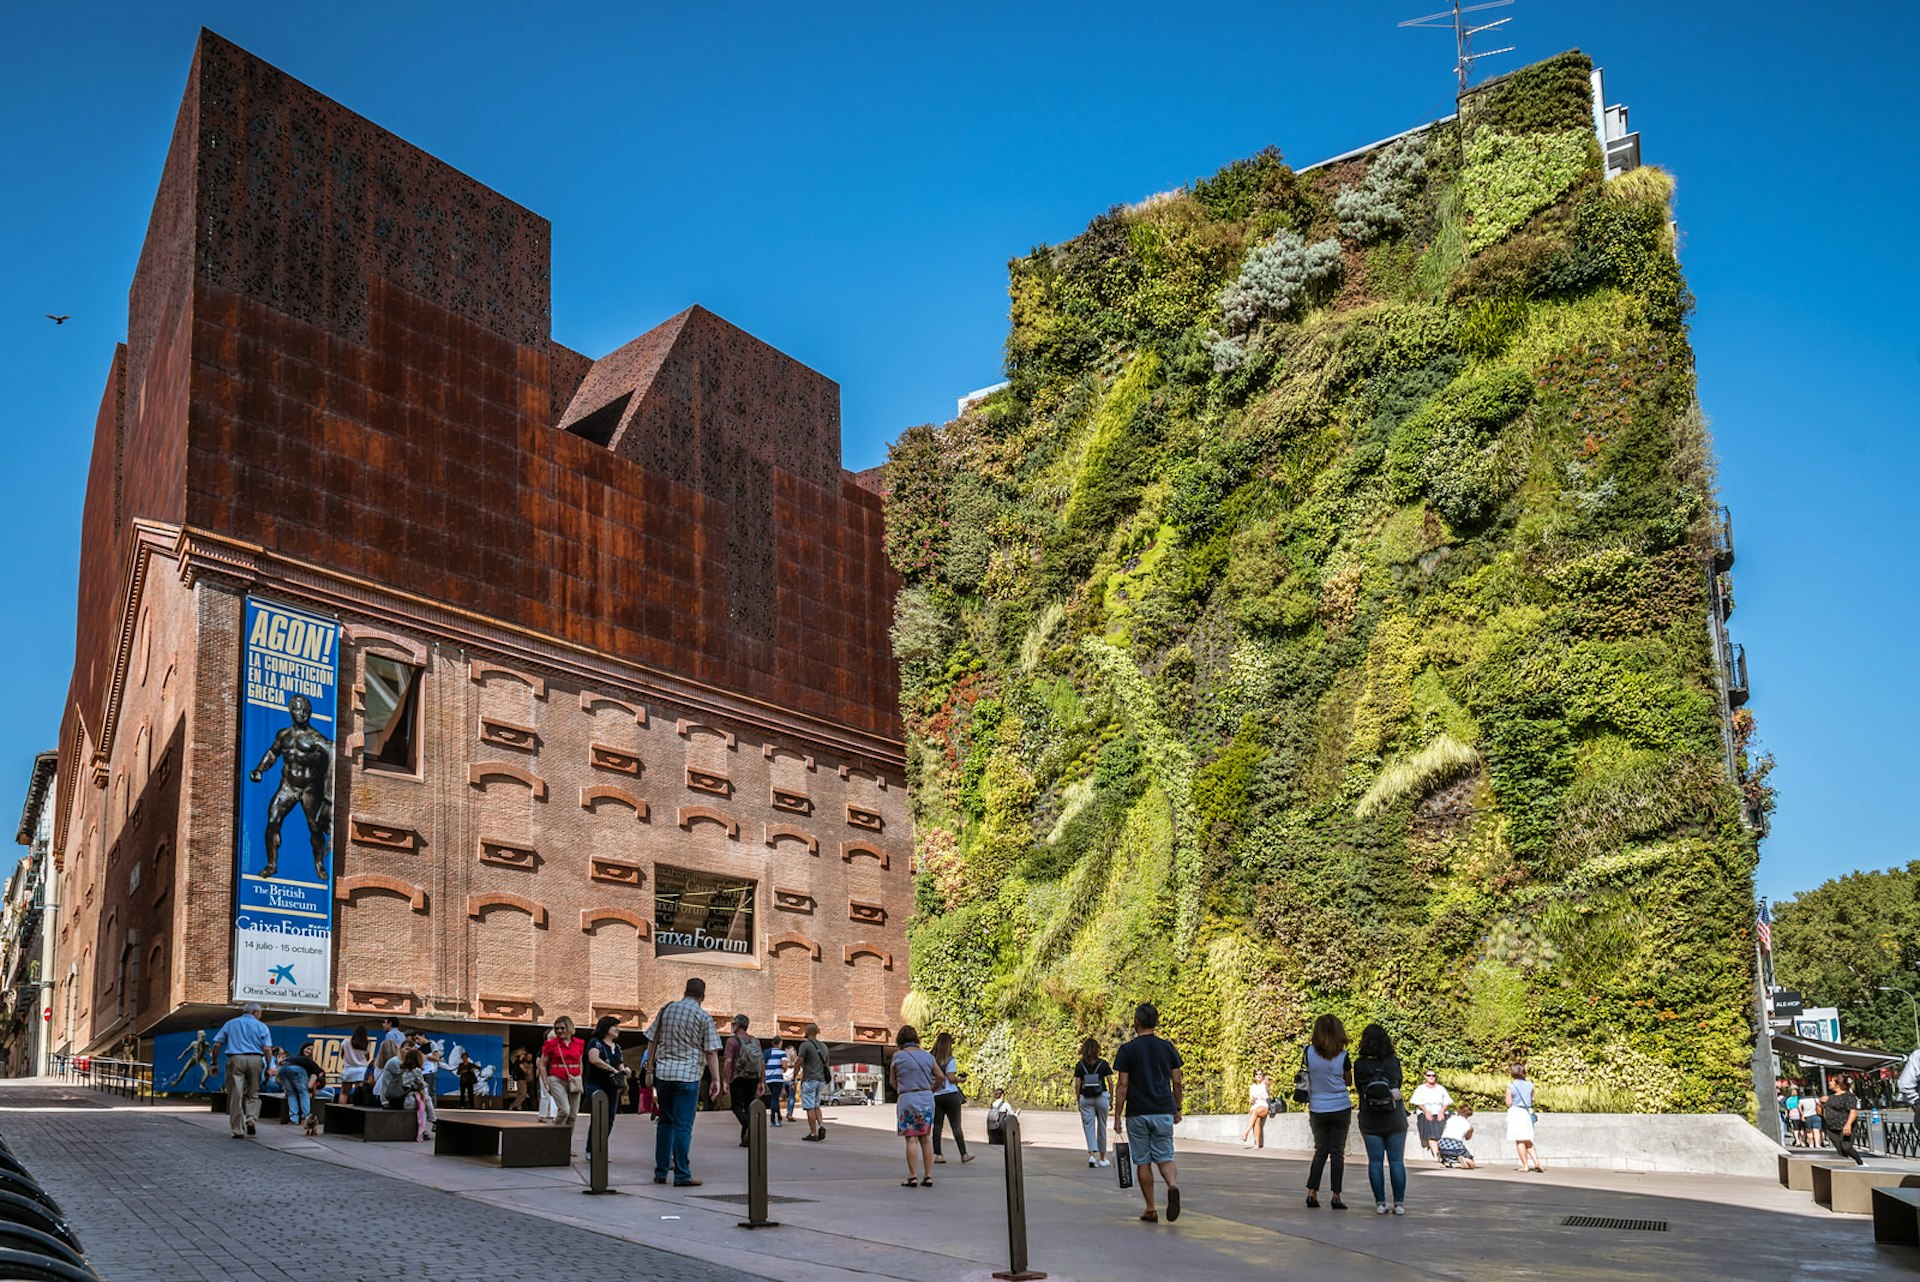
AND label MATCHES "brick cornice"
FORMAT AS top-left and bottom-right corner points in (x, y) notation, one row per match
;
(337, 873), (427, 911)
(580, 907), (650, 935)
(166, 524), (905, 766)
(467, 892), (548, 927)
